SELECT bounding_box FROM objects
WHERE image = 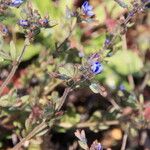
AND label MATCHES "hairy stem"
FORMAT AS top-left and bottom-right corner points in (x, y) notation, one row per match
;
(54, 19), (76, 55)
(0, 43), (28, 96)
(101, 2), (143, 54)
(11, 87), (71, 150)
(76, 120), (119, 128)
(11, 121), (47, 150)
(56, 87), (72, 111)
(121, 132), (128, 150)
(139, 73), (150, 91)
